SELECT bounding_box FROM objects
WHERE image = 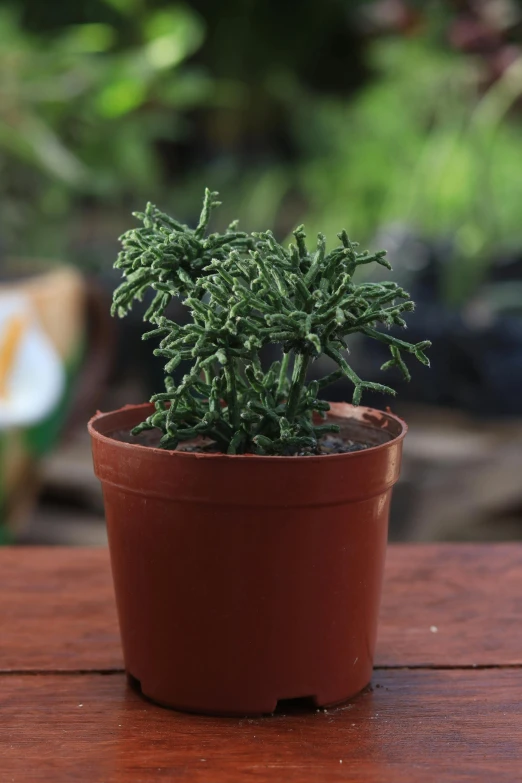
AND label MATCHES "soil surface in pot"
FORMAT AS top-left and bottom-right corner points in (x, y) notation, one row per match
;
(110, 415), (392, 455)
